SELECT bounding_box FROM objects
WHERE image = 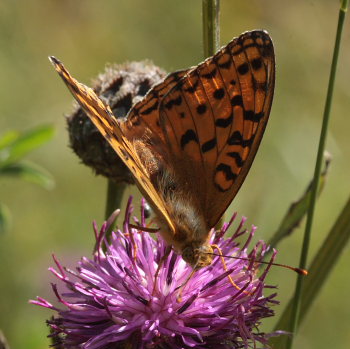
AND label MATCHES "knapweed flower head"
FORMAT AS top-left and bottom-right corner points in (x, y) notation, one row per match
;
(32, 197), (279, 348)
